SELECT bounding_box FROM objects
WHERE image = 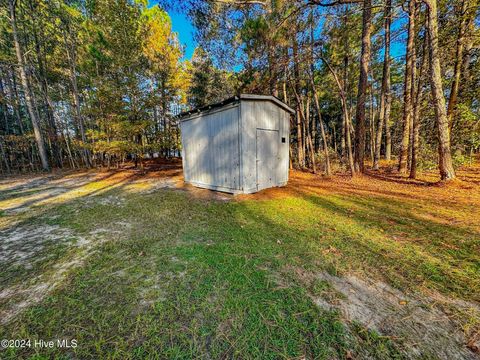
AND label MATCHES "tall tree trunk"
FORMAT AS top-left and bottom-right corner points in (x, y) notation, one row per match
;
(29, 1), (62, 168)
(354, 0), (372, 173)
(341, 113), (346, 162)
(447, 0), (469, 130)
(399, 0), (415, 174)
(293, 33), (304, 168)
(161, 80), (168, 157)
(8, 0), (49, 171)
(312, 109), (318, 152)
(267, 42), (278, 97)
(305, 96), (311, 167)
(373, 0), (392, 170)
(296, 109), (304, 167)
(289, 145), (293, 170)
(459, 13), (475, 93)
(340, 6), (349, 165)
(306, 112), (315, 173)
(63, 27), (91, 167)
(307, 134), (316, 174)
(369, 81), (376, 165)
(332, 123), (338, 155)
(0, 75), (9, 134)
(409, 4), (425, 179)
(60, 112), (76, 169)
(294, 89), (315, 173)
(344, 107), (355, 176)
(6, 66), (24, 134)
(384, 97), (392, 160)
(306, 129), (316, 174)
(0, 138), (10, 174)
(322, 54), (355, 176)
(310, 76), (331, 175)
(424, 0), (456, 180)
(407, 2), (419, 173)
(308, 11), (318, 154)
(409, 41), (427, 179)
(266, 1), (278, 97)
